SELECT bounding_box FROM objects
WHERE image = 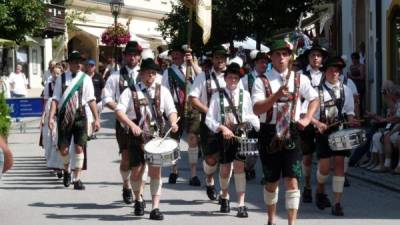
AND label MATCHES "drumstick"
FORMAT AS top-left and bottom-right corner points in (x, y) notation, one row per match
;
(157, 117), (181, 146)
(327, 119), (365, 129)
